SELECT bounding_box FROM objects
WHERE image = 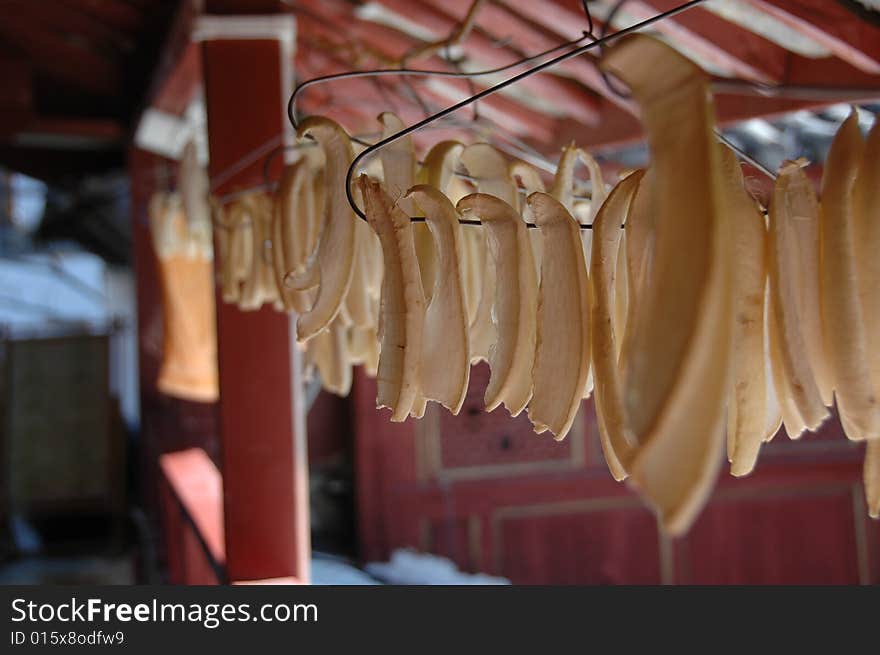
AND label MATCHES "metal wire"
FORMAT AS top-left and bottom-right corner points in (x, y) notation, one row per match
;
(339, 0), (712, 229)
(714, 130), (776, 180)
(210, 134), (285, 191)
(235, 0), (860, 222)
(286, 30), (595, 148)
